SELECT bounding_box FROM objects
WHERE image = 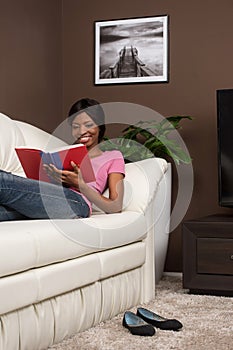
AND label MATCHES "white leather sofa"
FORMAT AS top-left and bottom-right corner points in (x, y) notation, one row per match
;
(0, 112), (171, 350)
